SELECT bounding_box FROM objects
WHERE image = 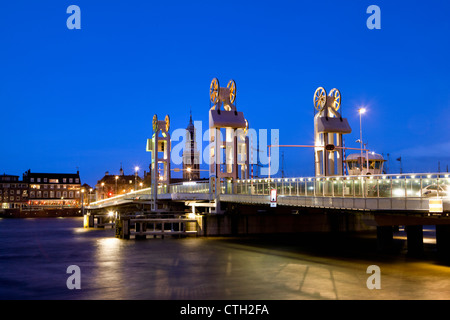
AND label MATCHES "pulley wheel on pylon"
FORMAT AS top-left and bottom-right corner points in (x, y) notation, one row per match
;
(152, 114), (158, 133)
(210, 78), (220, 104)
(227, 79), (236, 104)
(329, 88), (341, 111)
(165, 115), (170, 132)
(313, 87), (327, 111)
